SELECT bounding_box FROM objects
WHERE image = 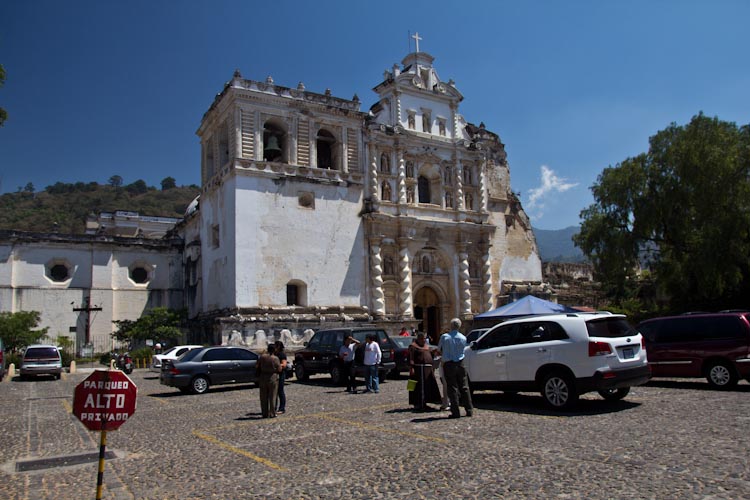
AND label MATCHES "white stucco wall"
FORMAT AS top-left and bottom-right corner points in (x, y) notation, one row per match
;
(200, 180), (237, 311)
(232, 173), (366, 308)
(0, 238), (183, 353)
